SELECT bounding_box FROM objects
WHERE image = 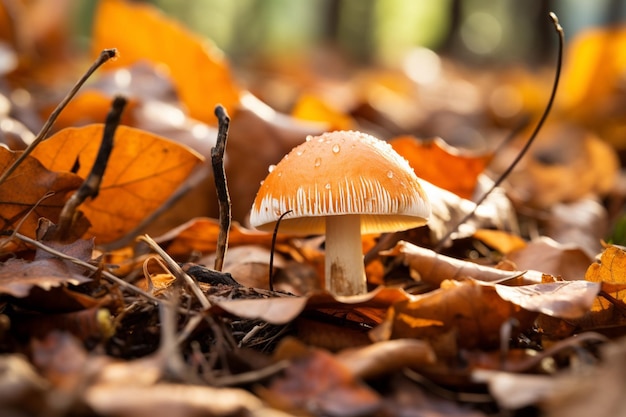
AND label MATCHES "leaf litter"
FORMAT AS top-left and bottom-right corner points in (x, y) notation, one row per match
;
(0, 1), (624, 416)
